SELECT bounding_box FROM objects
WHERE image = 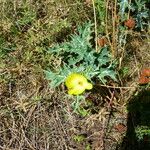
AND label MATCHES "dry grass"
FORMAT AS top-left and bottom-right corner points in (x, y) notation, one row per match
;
(0, 0), (150, 150)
